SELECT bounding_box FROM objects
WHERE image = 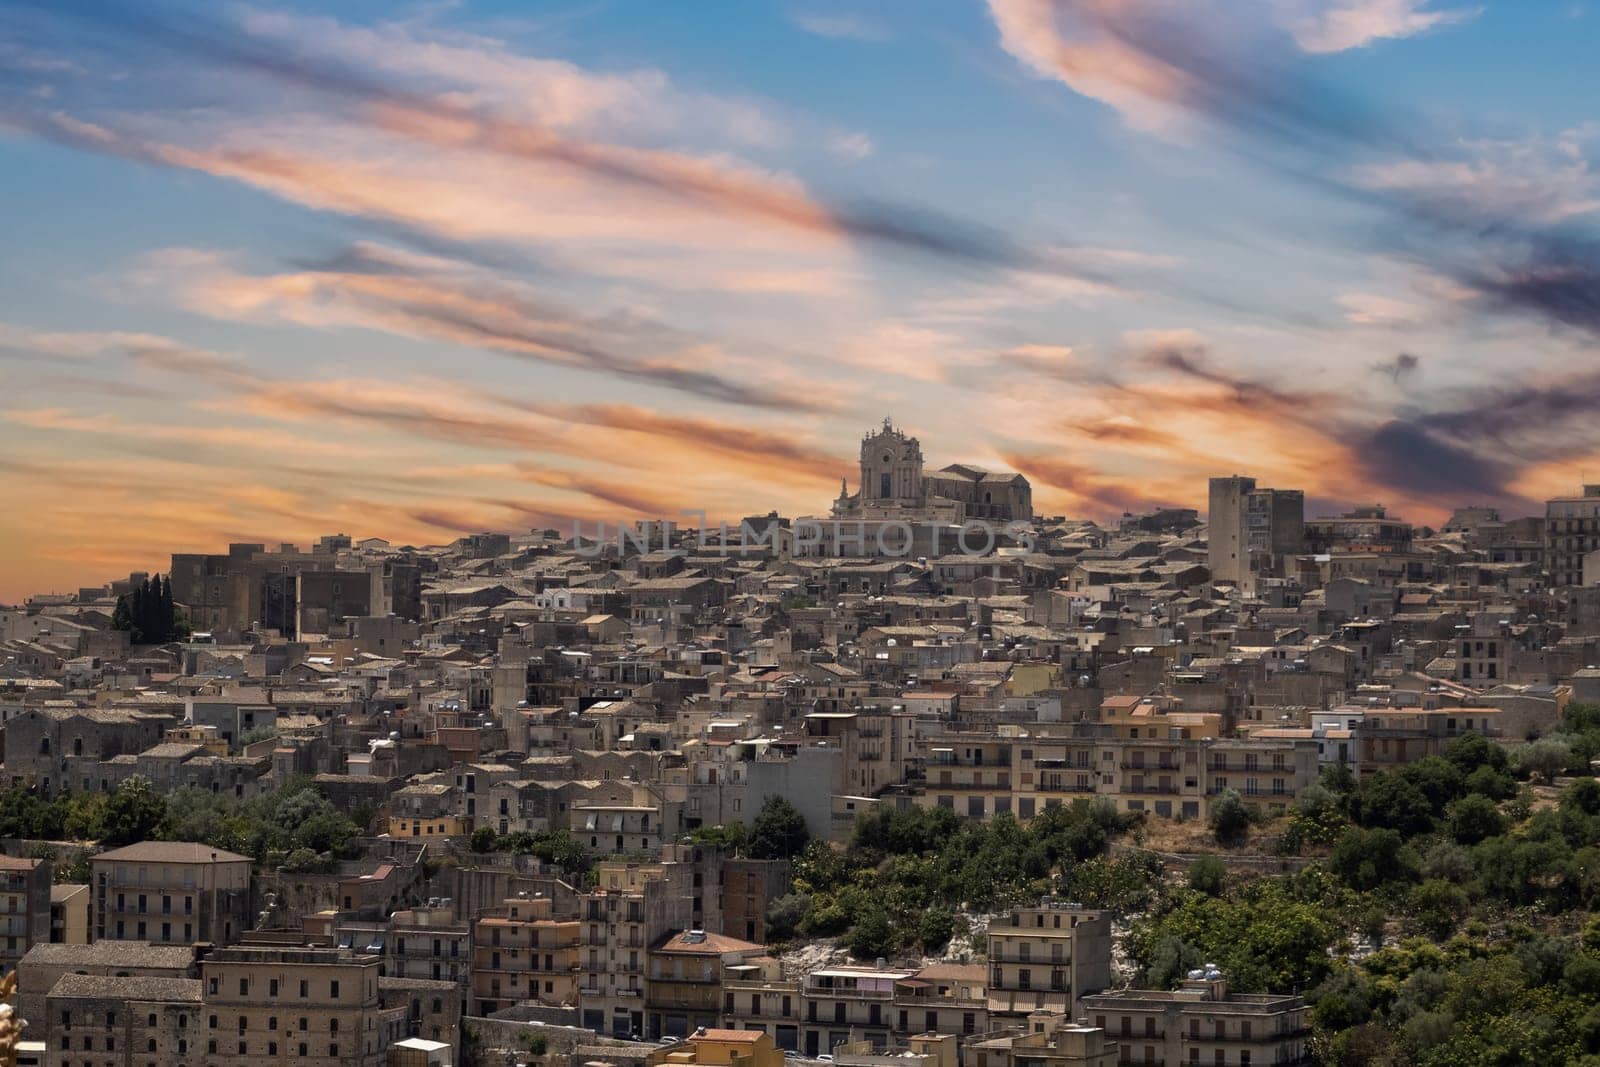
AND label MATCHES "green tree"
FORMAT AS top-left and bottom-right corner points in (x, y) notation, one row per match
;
(918, 907), (956, 953)
(766, 892), (809, 941)
(1409, 879), (1468, 939)
(470, 826), (498, 852)
(1331, 826), (1414, 891)
(1564, 778), (1600, 816)
(1187, 856), (1227, 896)
(846, 908), (897, 961)
(1516, 738), (1573, 784)
(748, 796), (810, 860)
(1447, 794), (1505, 846)
(1354, 774), (1436, 836)
(1209, 790), (1251, 846)
(99, 777), (165, 846)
